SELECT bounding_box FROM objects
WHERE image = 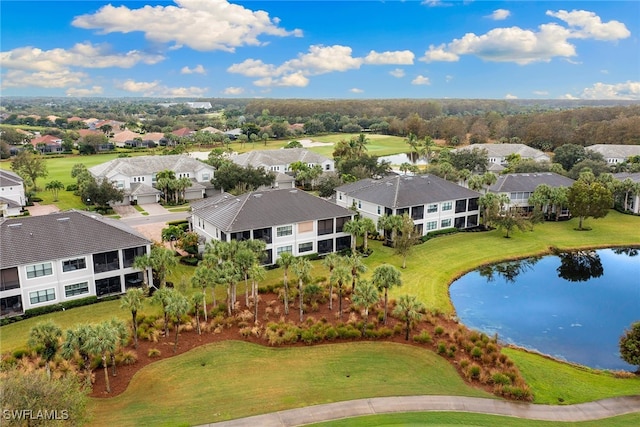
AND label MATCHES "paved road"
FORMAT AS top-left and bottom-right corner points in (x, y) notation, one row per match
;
(198, 395), (640, 427)
(120, 211), (189, 227)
